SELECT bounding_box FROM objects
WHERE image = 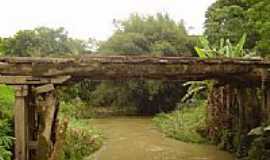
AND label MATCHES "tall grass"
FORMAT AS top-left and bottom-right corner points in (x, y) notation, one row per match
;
(153, 100), (207, 143)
